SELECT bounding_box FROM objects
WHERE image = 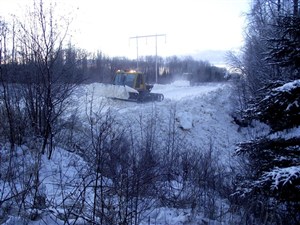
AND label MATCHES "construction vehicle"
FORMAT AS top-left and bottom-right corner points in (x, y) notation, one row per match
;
(106, 70), (164, 102)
